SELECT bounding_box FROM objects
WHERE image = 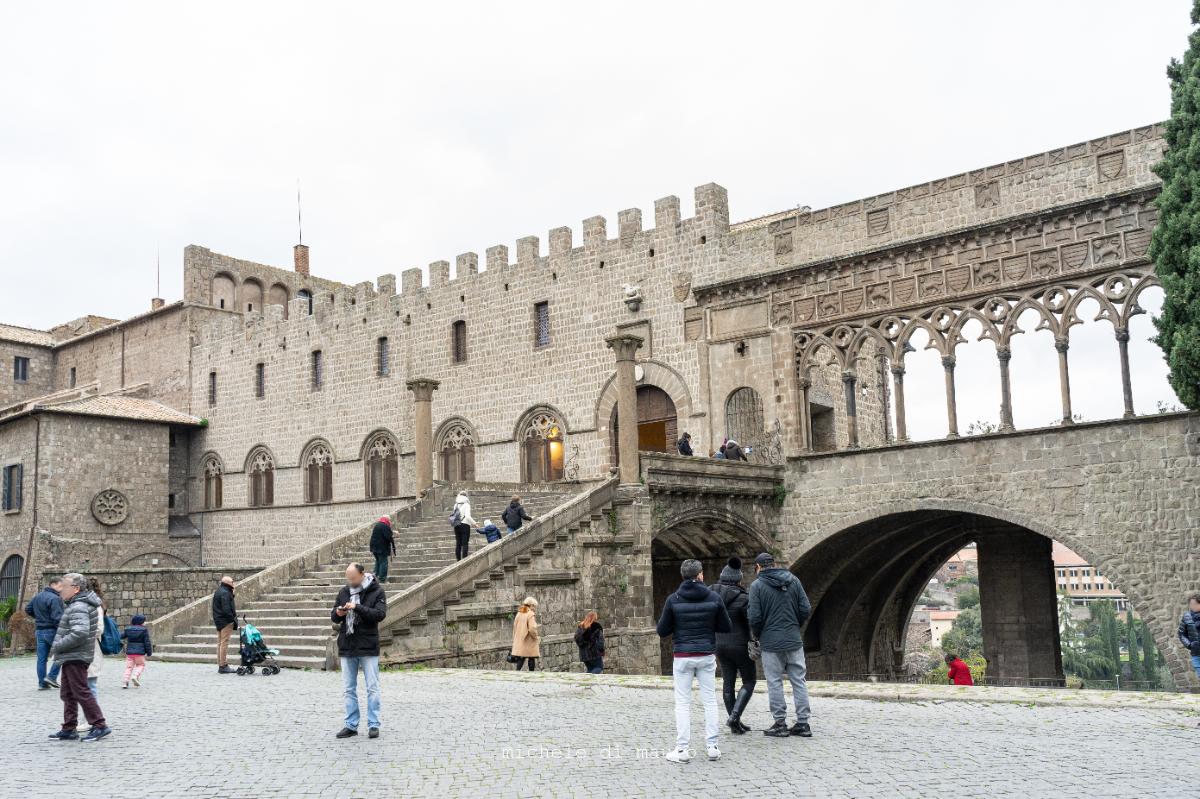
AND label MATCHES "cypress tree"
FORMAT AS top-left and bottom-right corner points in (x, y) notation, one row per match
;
(1150, 0), (1200, 409)
(1126, 610), (1143, 684)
